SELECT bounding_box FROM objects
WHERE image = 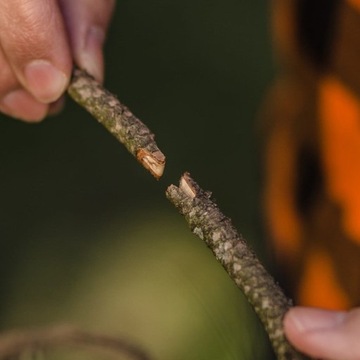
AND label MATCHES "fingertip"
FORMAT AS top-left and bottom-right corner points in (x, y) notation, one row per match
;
(0, 89), (48, 122)
(285, 307), (347, 334)
(0, 0), (72, 103)
(284, 307), (351, 360)
(283, 308), (297, 334)
(59, 0), (116, 83)
(77, 25), (105, 82)
(24, 60), (69, 103)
